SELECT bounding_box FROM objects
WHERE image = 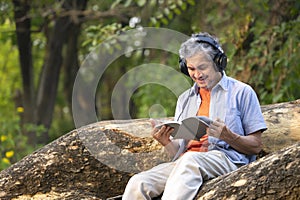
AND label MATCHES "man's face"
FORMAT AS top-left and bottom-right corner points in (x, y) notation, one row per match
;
(186, 53), (222, 90)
